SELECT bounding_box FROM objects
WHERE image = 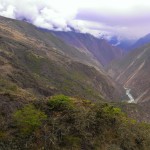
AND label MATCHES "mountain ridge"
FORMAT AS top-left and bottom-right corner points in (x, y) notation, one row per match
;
(130, 33), (150, 50)
(51, 31), (124, 66)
